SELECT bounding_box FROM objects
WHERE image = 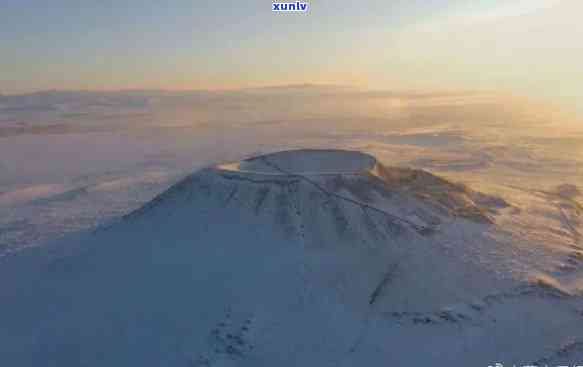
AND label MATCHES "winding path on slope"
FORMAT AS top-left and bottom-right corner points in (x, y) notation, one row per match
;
(217, 149), (434, 234)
